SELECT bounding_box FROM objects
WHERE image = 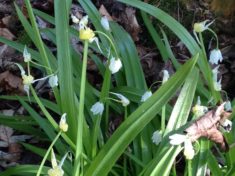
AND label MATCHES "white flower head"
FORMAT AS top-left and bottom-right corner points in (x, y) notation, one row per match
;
(193, 20), (214, 33)
(222, 119), (232, 132)
(184, 139), (195, 160)
(71, 14), (79, 24)
(209, 49), (223, 65)
(23, 46), (31, 62)
(48, 149), (65, 176)
(111, 92), (130, 107)
(224, 101), (232, 111)
(90, 102), (104, 116)
(141, 91), (152, 102)
(79, 15), (88, 30)
(49, 75), (58, 88)
(152, 130), (162, 145)
(59, 113), (68, 132)
(162, 70), (169, 84)
(101, 16), (110, 31)
(169, 134), (187, 145)
(109, 57), (122, 74)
